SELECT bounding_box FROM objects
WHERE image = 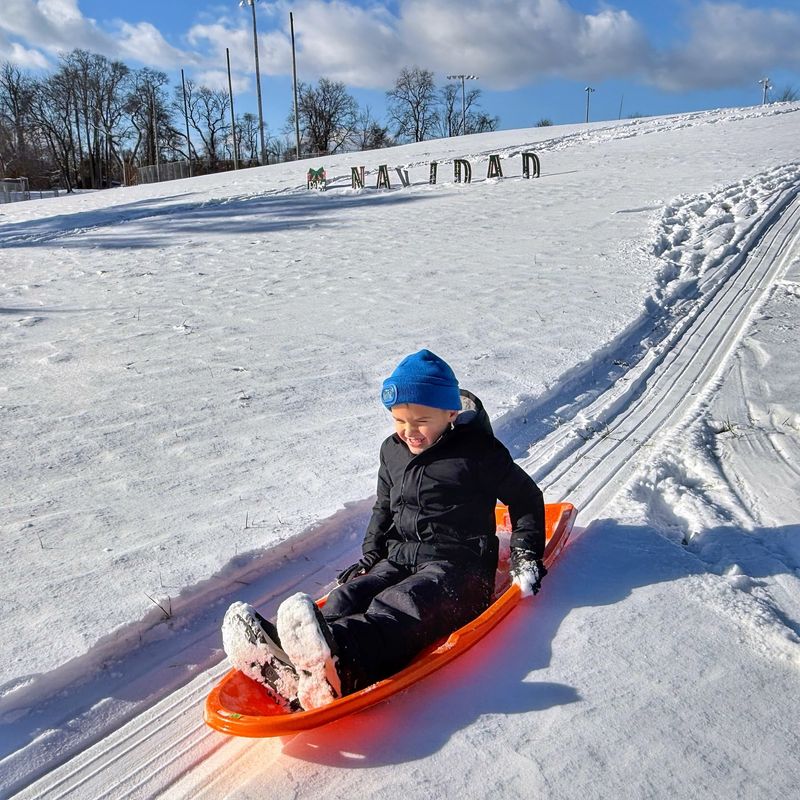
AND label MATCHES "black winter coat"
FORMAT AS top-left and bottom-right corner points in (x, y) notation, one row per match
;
(362, 390), (545, 572)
